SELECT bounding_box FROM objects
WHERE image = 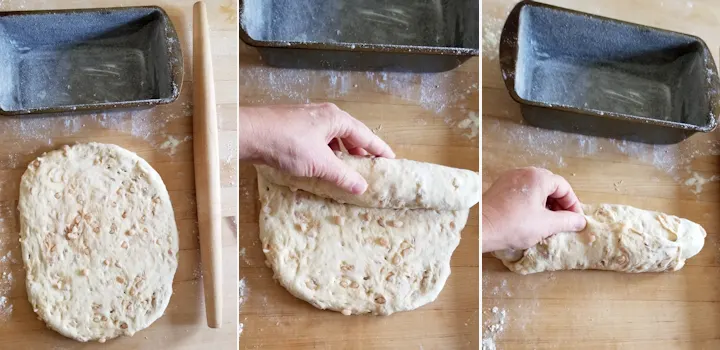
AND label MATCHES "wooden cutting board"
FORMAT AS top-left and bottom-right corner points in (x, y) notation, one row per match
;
(239, 41), (480, 349)
(482, 1), (720, 349)
(0, 1), (238, 349)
